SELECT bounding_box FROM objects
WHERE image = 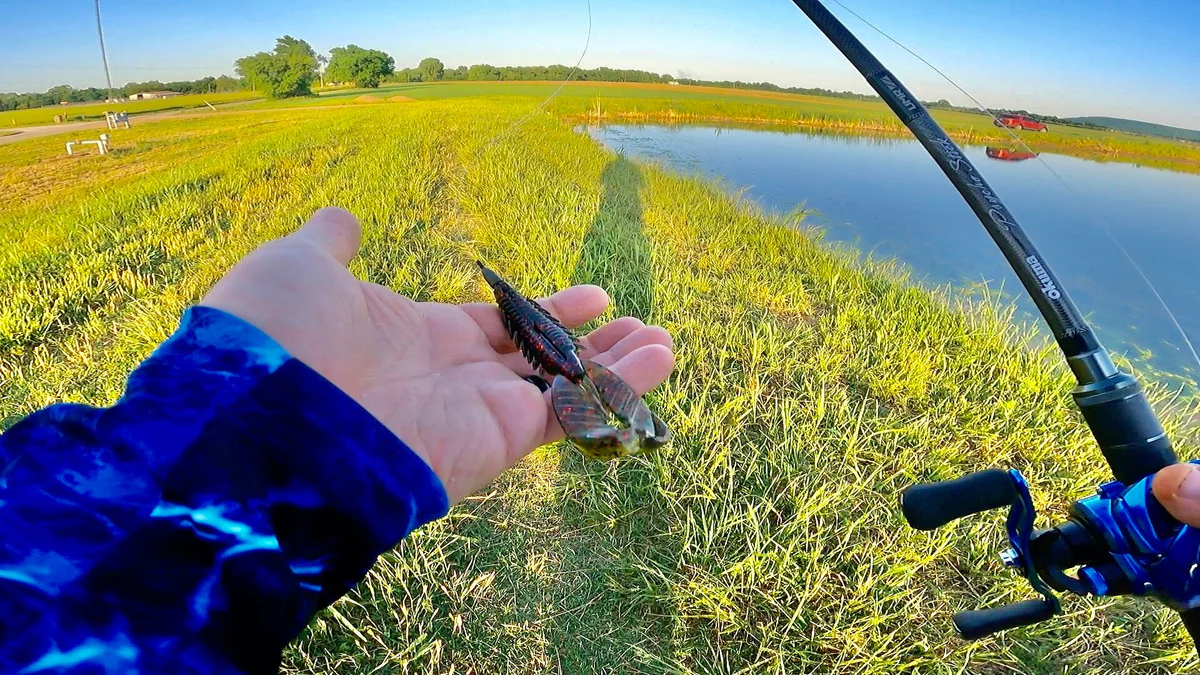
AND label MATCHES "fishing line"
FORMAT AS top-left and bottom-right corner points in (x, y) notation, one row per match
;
(826, 0), (1200, 374)
(481, 0), (593, 149)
